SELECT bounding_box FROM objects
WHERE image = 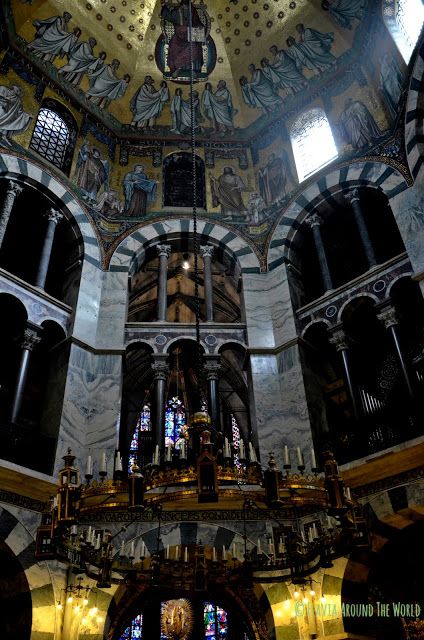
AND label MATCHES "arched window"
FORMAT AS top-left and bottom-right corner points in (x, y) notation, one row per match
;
(231, 414), (242, 469)
(290, 108), (338, 182)
(30, 99), (77, 175)
(163, 152), (206, 208)
(120, 613), (143, 639)
(383, 0), (424, 62)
